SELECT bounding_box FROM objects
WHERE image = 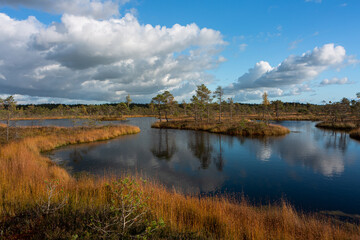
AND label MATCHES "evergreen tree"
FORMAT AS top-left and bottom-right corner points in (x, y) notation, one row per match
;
(196, 84), (212, 122)
(214, 86), (224, 122)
